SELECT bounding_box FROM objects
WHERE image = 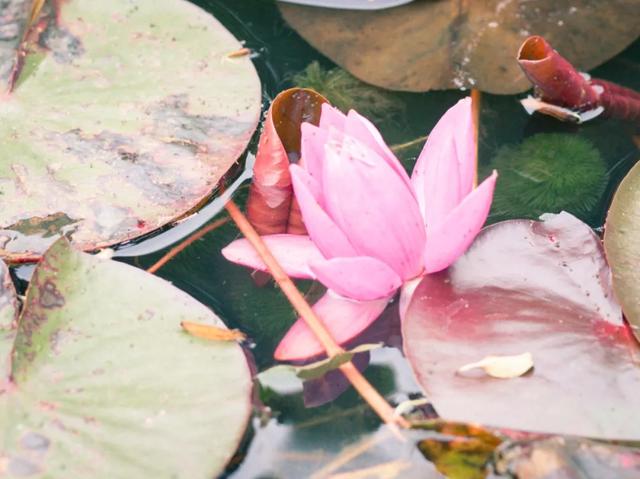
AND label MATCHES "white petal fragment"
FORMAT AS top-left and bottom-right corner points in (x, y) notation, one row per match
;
(457, 352), (534, 379)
